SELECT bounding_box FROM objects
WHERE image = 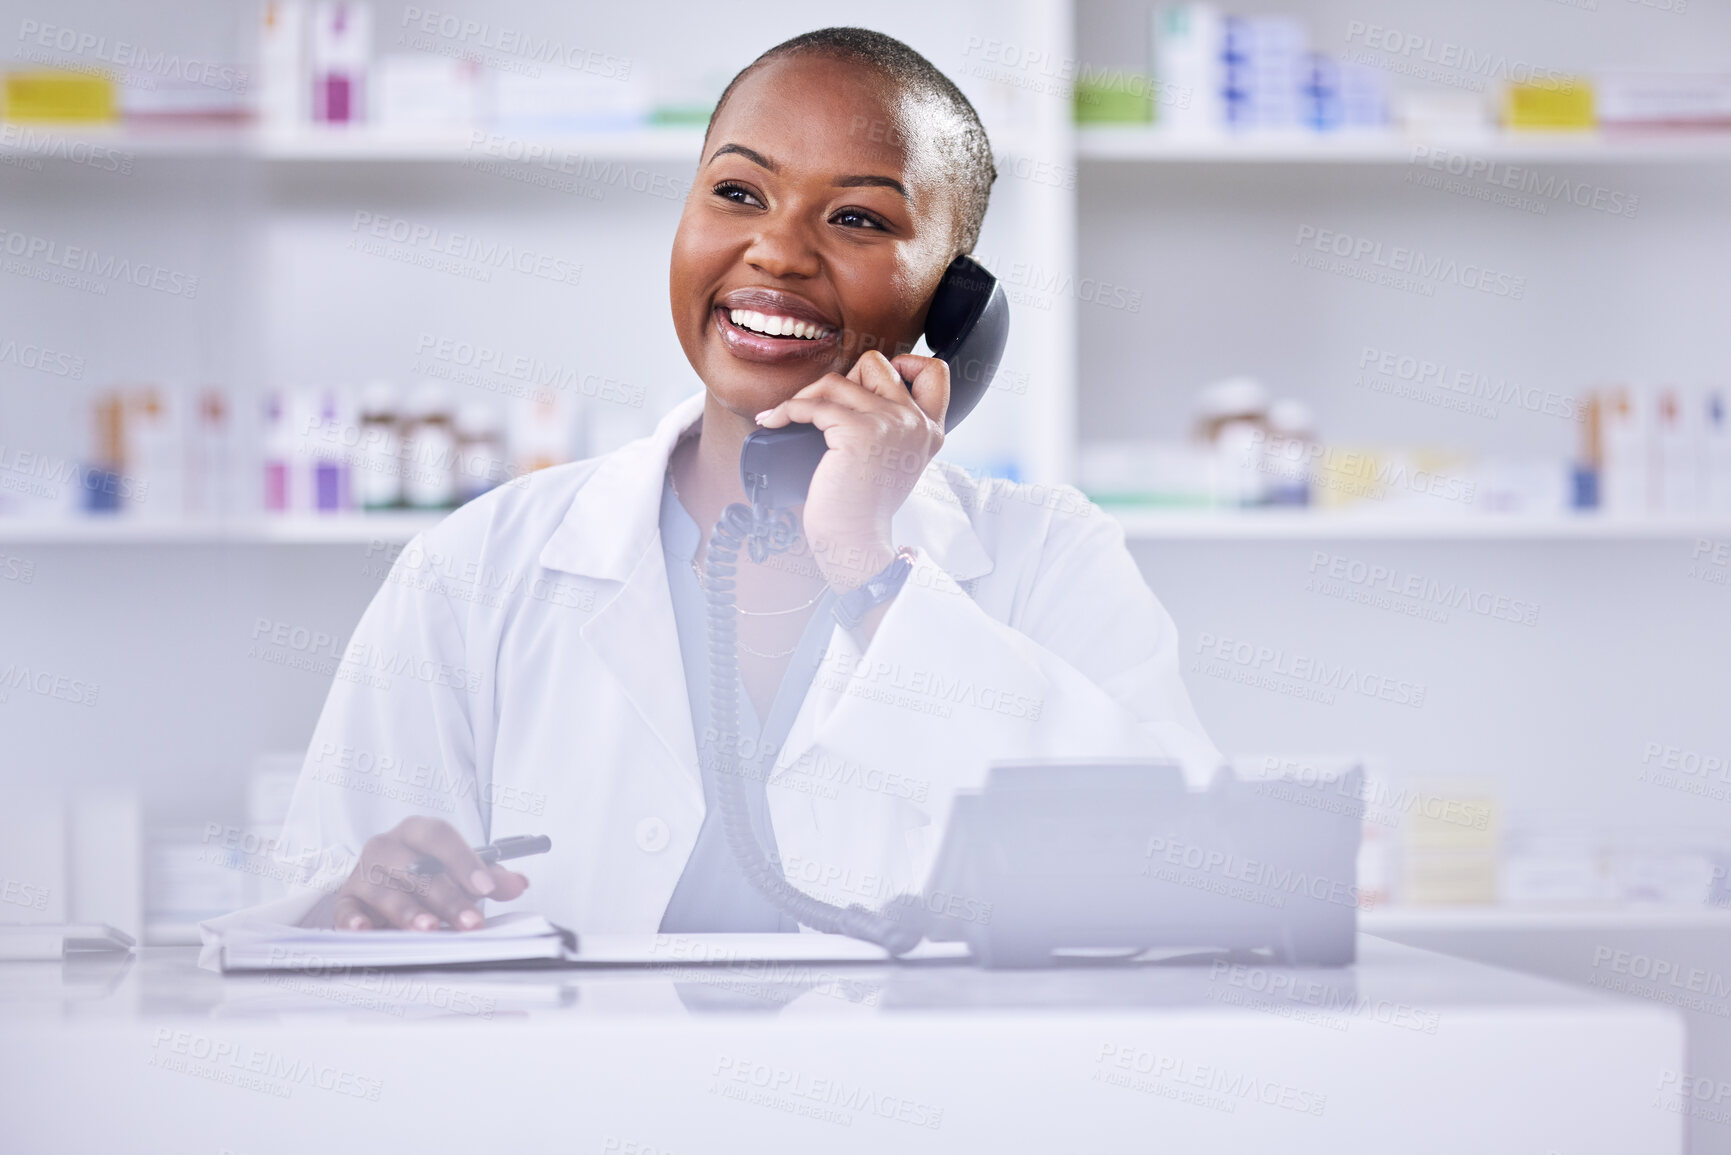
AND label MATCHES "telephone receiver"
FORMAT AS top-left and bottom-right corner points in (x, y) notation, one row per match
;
(738, 253), (1010, 511)
(701, 254), (1009, 954)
